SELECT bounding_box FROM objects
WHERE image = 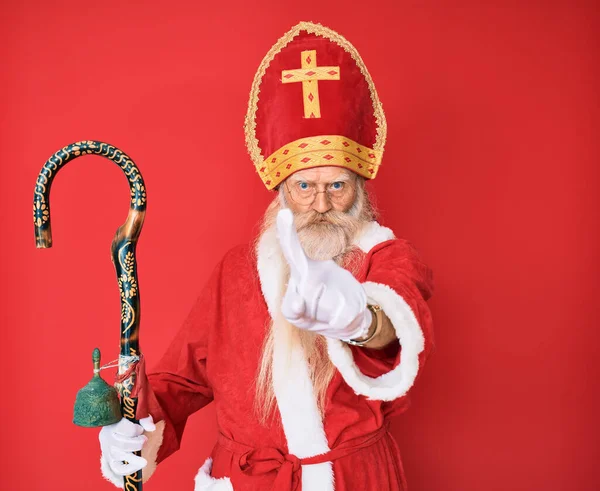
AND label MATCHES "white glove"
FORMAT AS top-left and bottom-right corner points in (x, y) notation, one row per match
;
(276, 209), (372, 340)
(99, 416), (155, 486)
